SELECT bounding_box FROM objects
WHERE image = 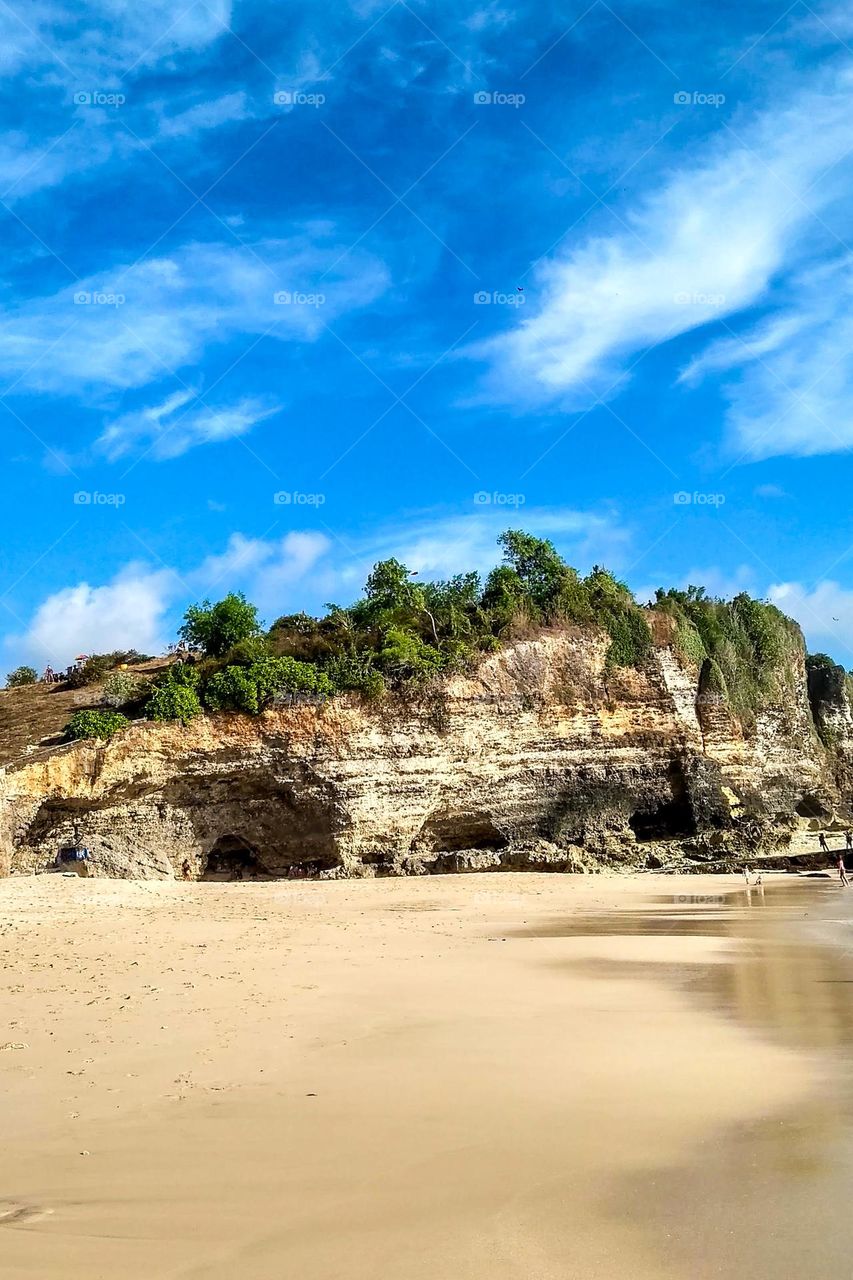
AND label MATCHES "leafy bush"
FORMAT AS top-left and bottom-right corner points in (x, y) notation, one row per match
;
(203, 664), (259, 713)
(165, 661), (200, 688)
(6, 665), (38, 688)
(222, 635), (271, 665)
(146, 682), (202, 725)
(102, 671), (147, 708)
(202, 657), (334, 715)
(674, 619), (706, 668)
(180, 593), (262, 658)
(324, 652), (386, 699)
(378, 629), (443, 684)
(64, 709), (129, 741)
